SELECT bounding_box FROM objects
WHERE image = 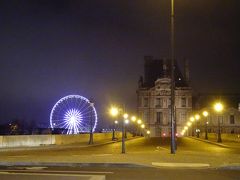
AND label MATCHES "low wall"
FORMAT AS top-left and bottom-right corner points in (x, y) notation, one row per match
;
(54, 132), (122, 145)
(0, 132), (126, 148)
(0, 135), (54, 148)
(199, 133), (240, 142)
